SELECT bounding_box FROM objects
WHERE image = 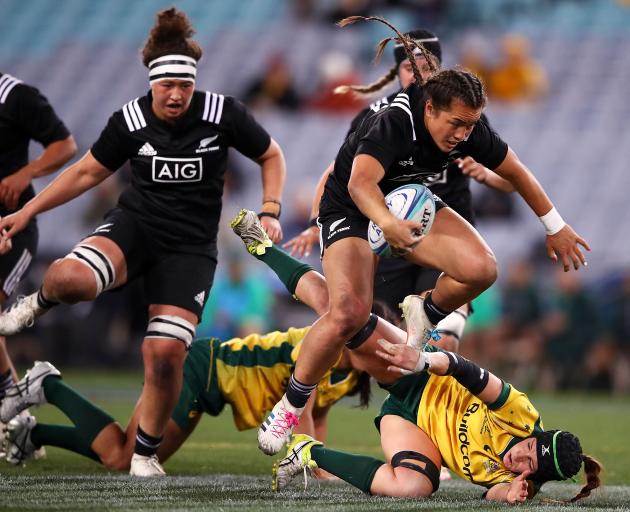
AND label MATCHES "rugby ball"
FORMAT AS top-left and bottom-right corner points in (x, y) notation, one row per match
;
(367, 184), (435, 257)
